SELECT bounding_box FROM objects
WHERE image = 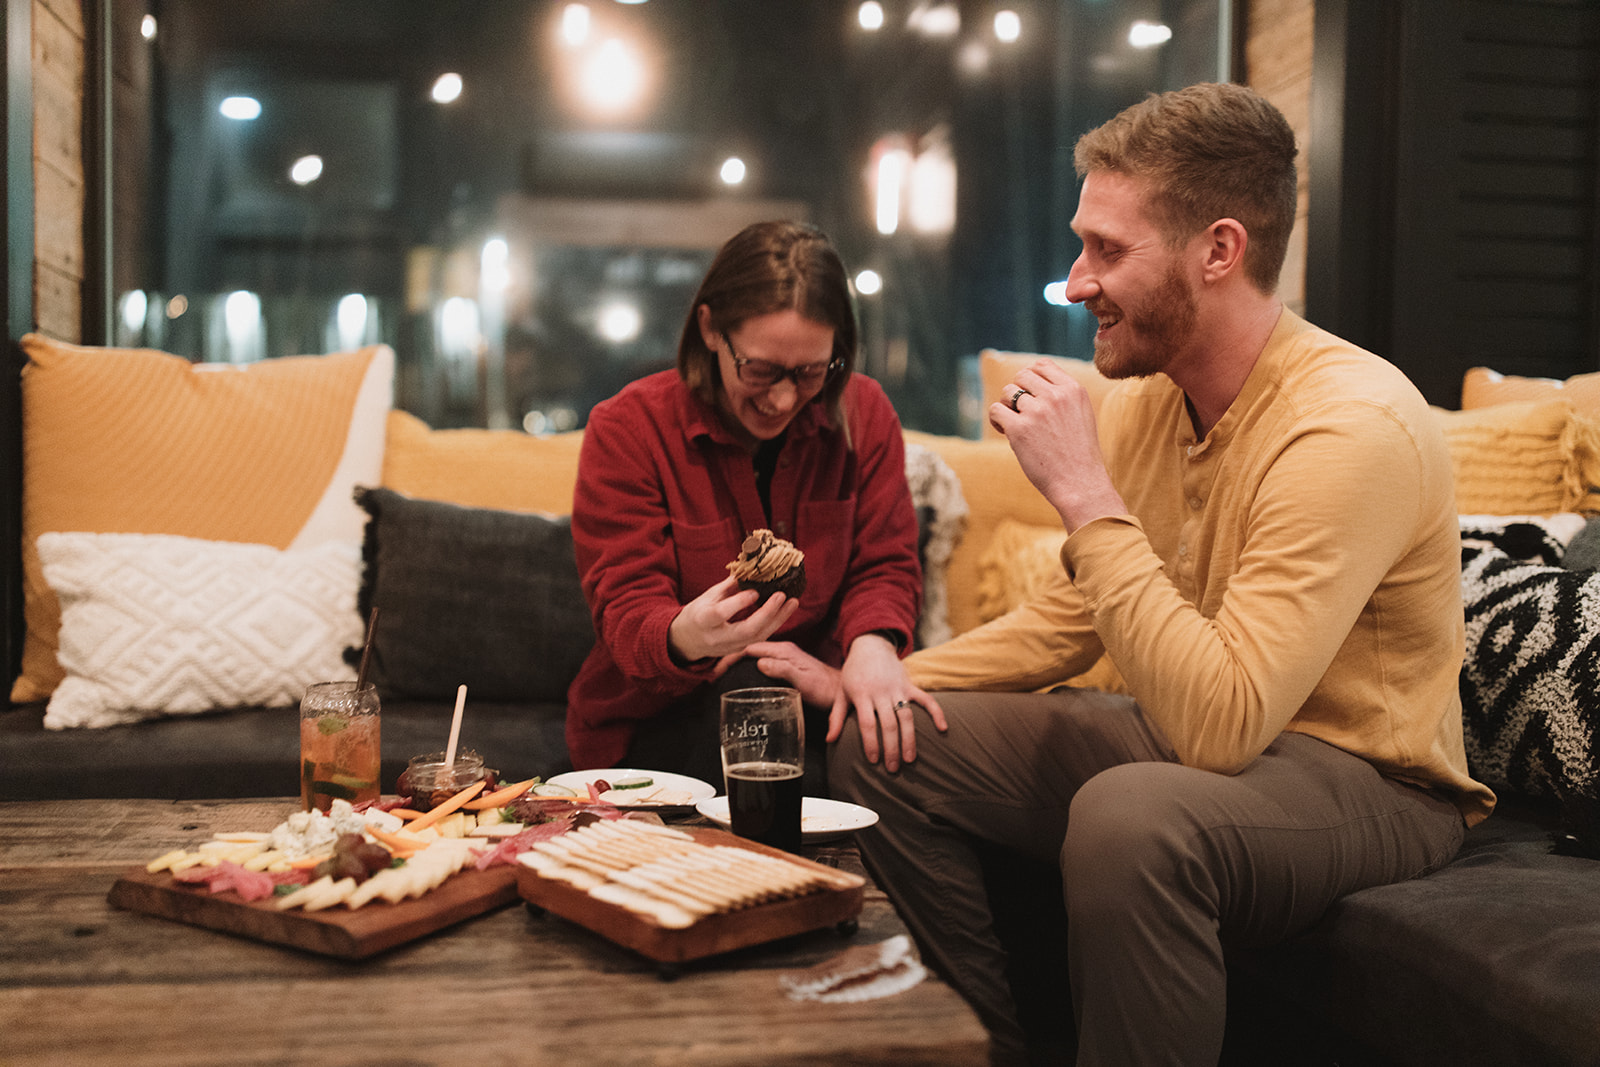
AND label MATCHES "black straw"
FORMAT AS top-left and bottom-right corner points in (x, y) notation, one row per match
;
(354, 606), (379, 692)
